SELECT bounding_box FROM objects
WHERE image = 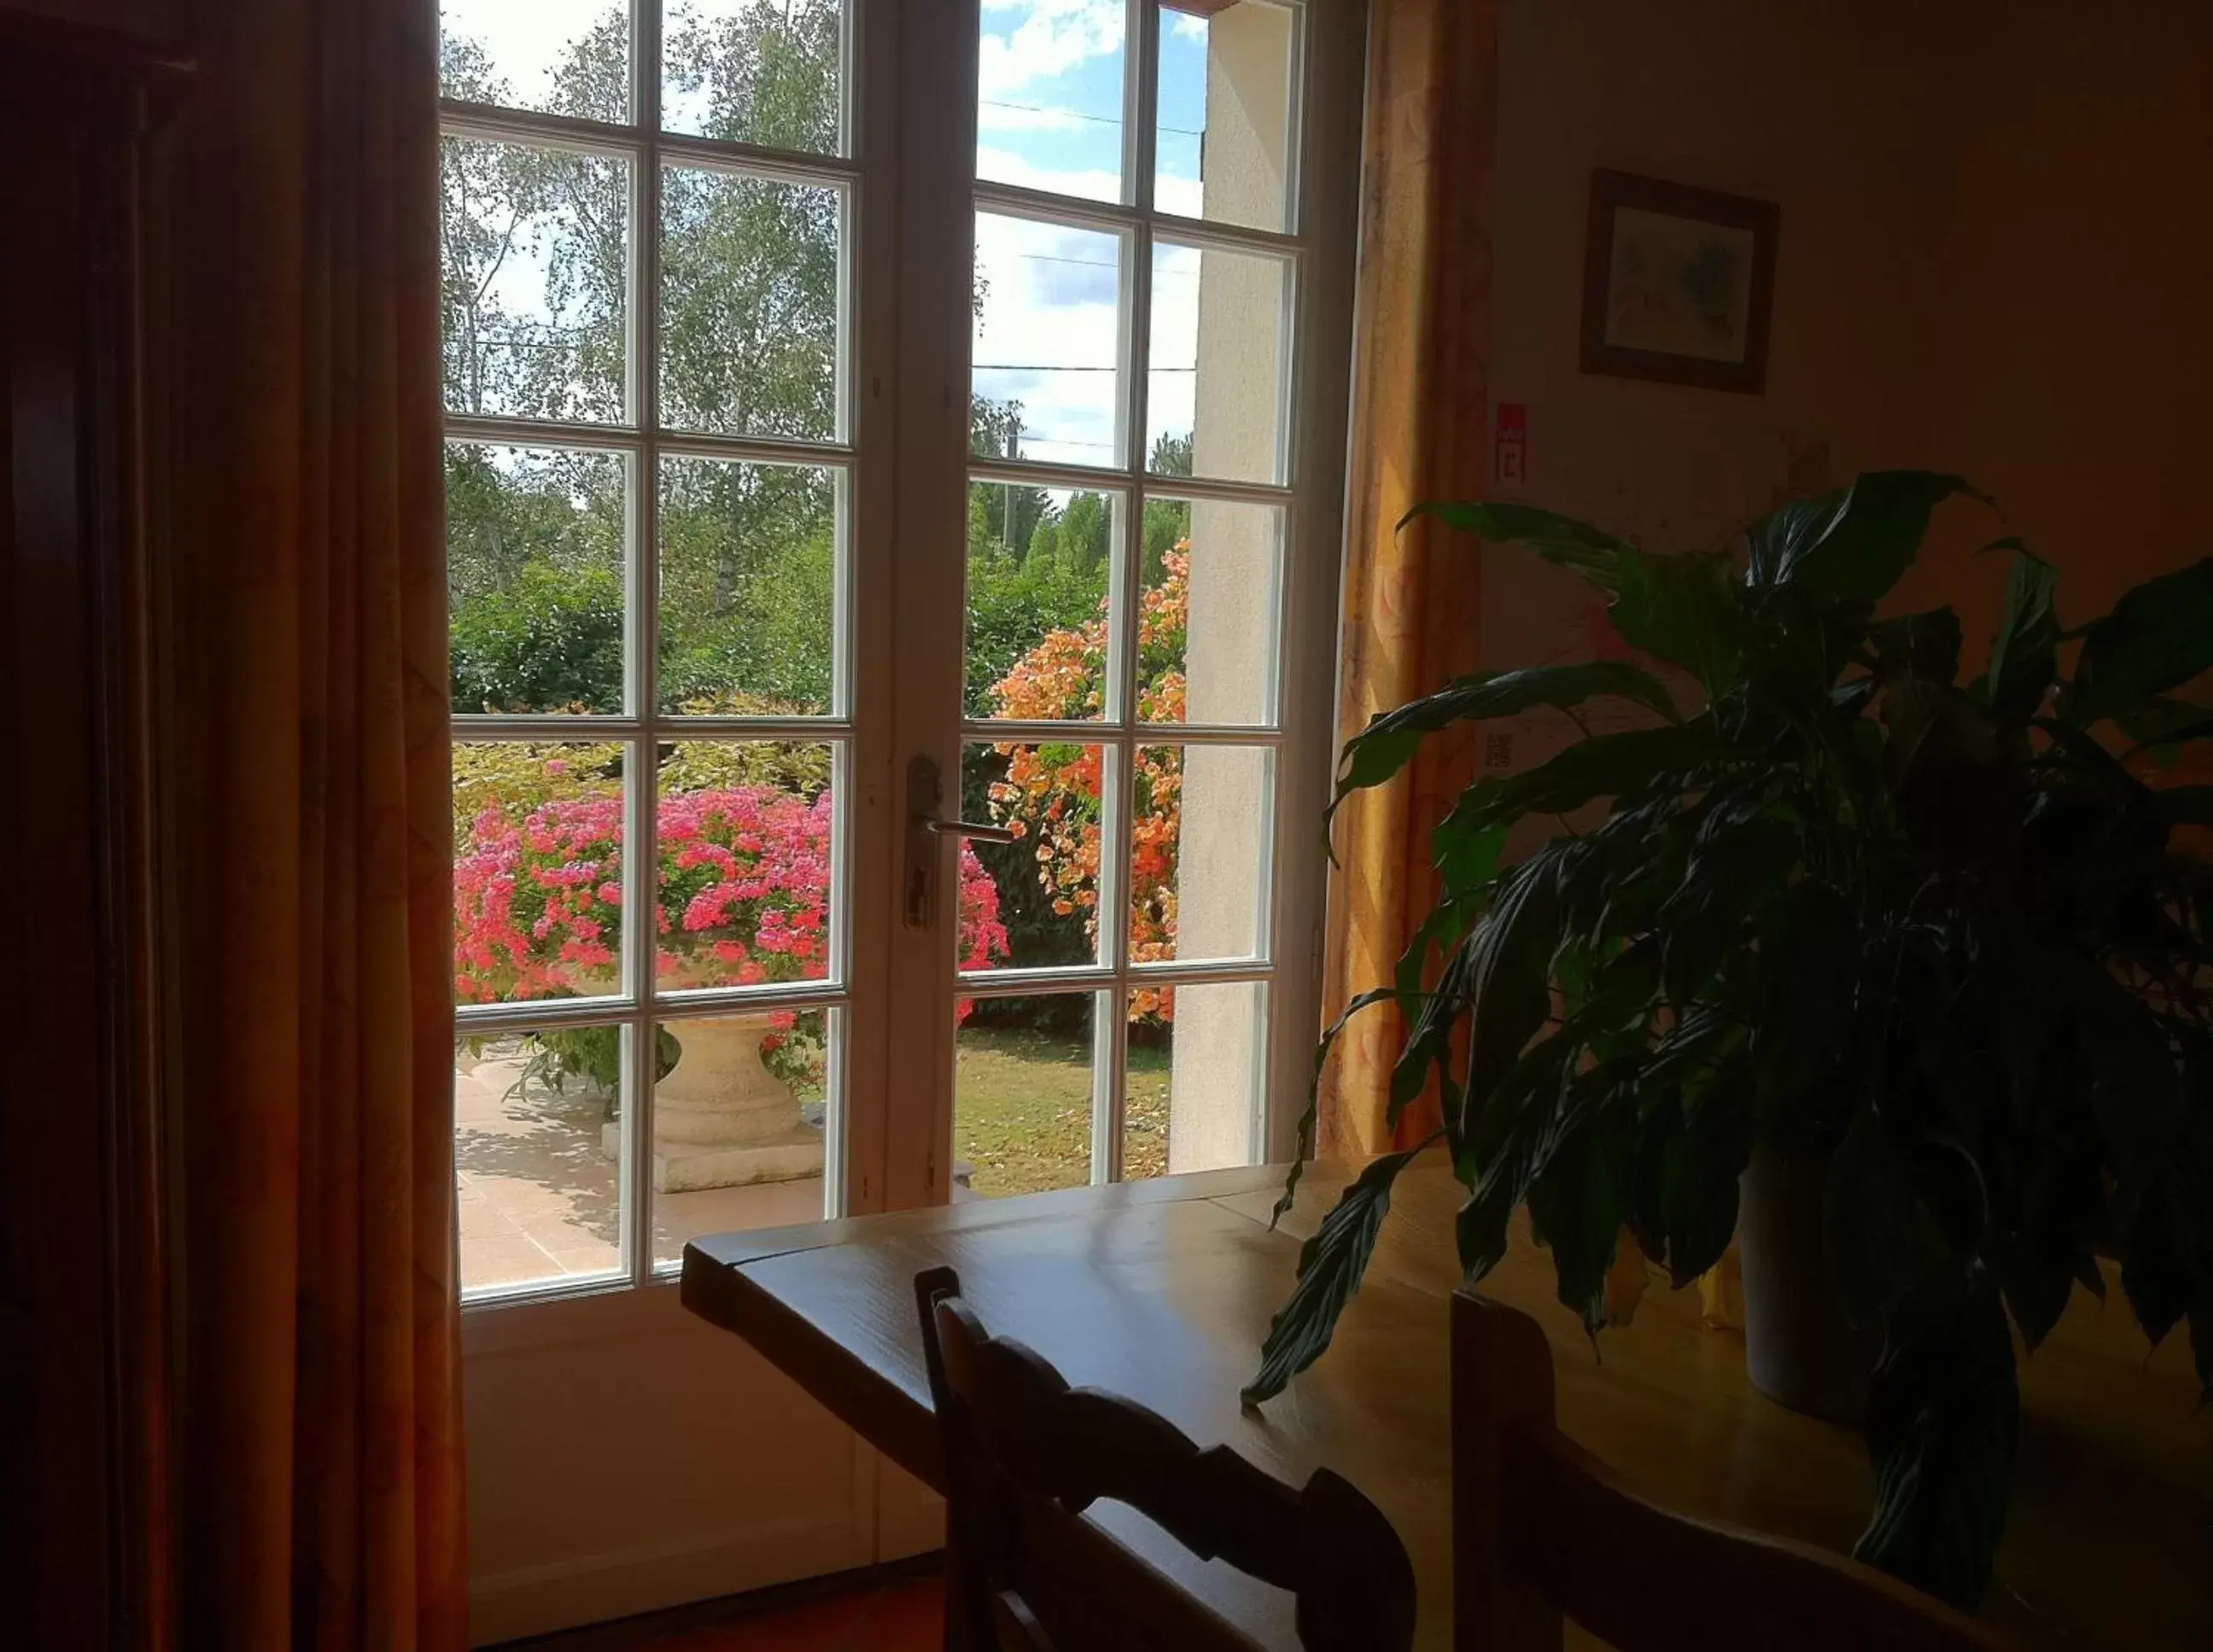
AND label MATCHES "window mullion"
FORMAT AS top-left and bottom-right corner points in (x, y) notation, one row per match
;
(622, 0), (664, 1288)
